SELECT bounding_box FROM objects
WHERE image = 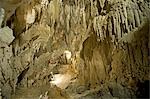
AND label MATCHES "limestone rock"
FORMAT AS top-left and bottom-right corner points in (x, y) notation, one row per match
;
(0, 0), (149, 98)
(1, 83), (12, 99)
(108, 82), (131, 98)
(25, 8), (36, 29)
(0, 26), (14, 44)
(0, 8), (5, 28)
